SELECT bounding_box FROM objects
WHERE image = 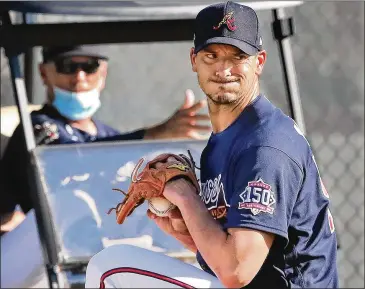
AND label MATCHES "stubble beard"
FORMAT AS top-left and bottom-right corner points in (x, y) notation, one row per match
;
(197, 76), (259, 114)
(198, 75), (252, 108)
